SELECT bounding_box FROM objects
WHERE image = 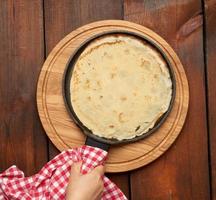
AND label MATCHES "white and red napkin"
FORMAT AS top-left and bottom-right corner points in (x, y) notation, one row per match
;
(0, 146), (127, 200)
